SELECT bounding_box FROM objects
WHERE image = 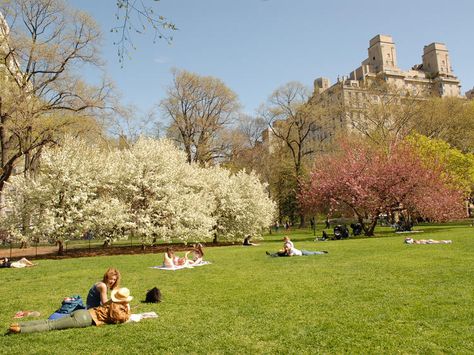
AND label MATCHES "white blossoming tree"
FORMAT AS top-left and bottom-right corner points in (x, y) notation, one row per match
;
(1, 178), (38, 248)
(115, 138), (216, 245)
(2, 136), (277, 251)
(204, 167), (276, 242)
(2, 138), (129, 254)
